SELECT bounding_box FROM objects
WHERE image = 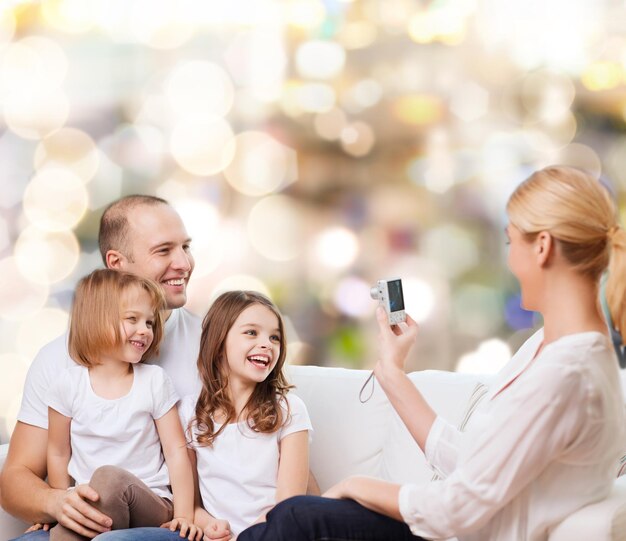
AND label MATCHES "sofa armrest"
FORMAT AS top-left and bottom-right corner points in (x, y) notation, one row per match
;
(1, 443), (31, 539)
(549, 477), (626, 541)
